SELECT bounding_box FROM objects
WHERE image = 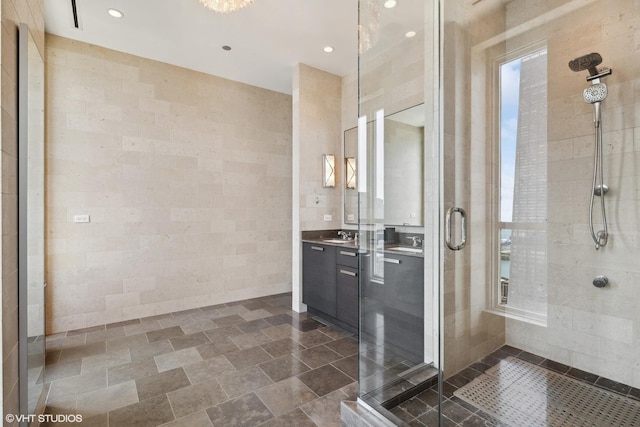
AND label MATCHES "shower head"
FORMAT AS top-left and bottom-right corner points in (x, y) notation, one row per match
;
(569, 52), (602, 76)
(583, 82), (607, 104)
(585, 82), (607, 128)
